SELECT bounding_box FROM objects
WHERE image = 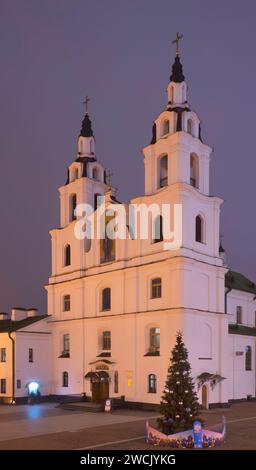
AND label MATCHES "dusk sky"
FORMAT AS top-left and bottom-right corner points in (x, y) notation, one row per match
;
(0, 0), (256, 313)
